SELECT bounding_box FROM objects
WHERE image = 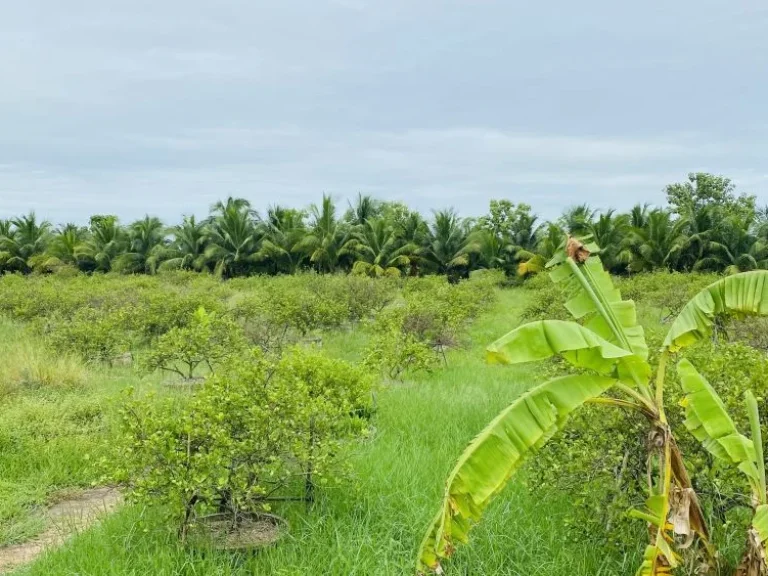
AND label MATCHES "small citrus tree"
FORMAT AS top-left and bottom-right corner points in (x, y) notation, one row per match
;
(139, 307), (245, 380)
